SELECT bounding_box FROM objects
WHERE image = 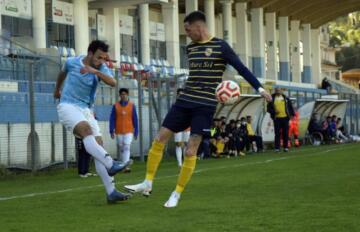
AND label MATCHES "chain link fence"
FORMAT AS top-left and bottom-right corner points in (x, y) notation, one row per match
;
(0, 57), (187, 171)
(0, 55), (359, 171)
